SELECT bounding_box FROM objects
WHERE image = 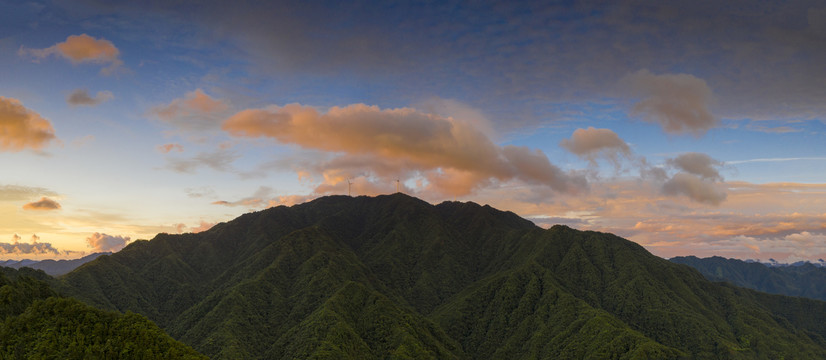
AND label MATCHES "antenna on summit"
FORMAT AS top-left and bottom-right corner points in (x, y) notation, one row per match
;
(347, 179), (352, 197)
(395, 179), (400, 193)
